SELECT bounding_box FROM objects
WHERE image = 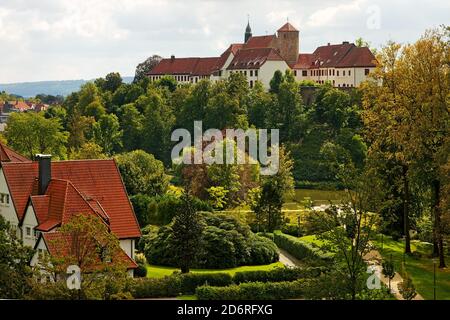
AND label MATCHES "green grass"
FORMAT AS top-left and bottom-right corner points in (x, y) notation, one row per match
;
(177, 295), (197, 300)
(146, 262), (284, 278)
(288, 189), (346, 207)
(374, 235), (450, 300)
